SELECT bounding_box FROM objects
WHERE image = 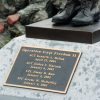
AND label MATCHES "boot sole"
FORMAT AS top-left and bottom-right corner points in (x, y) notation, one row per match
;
(52, 18), (70, 25)
(71, 21), (94, 27)
(71, 12), (100, 27)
